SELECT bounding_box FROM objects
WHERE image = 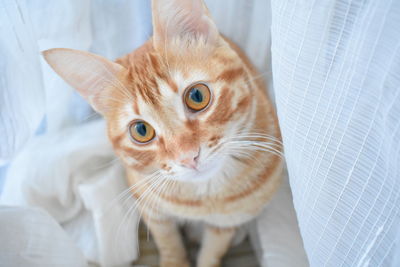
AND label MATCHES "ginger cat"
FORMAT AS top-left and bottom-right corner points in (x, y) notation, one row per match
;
(43, 0), (283, 266)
